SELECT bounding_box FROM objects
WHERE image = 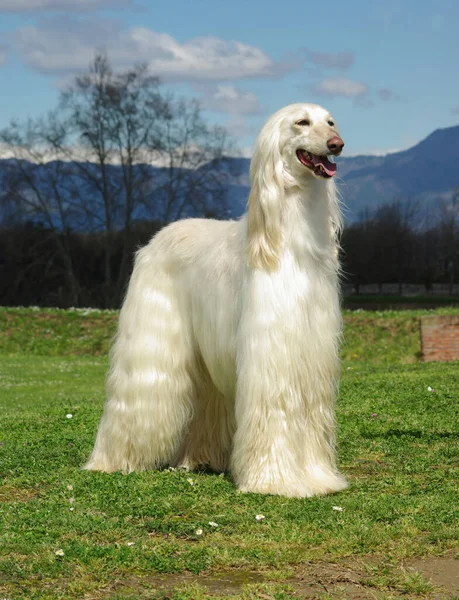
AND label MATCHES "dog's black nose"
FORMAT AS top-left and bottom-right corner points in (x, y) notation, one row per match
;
(327, 136), (345, 155)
